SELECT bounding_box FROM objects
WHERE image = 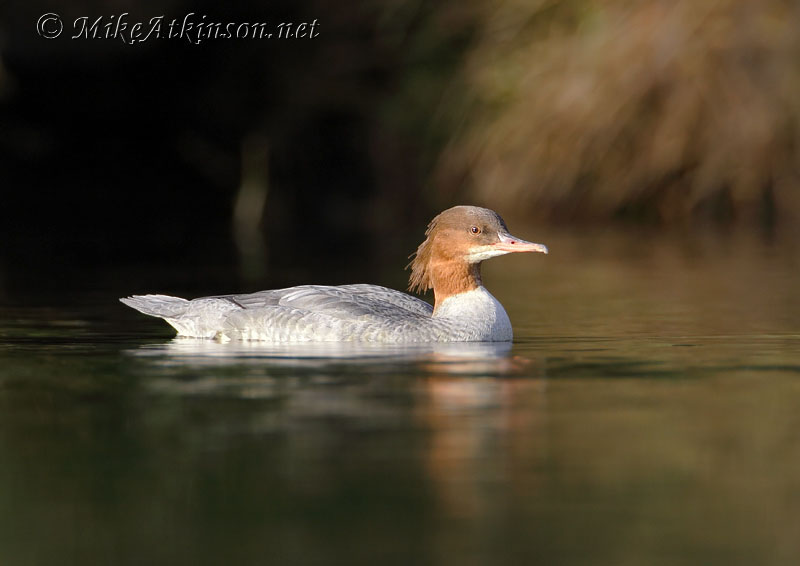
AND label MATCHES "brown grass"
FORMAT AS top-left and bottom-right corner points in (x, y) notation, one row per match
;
(430, 0), (800, 226)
